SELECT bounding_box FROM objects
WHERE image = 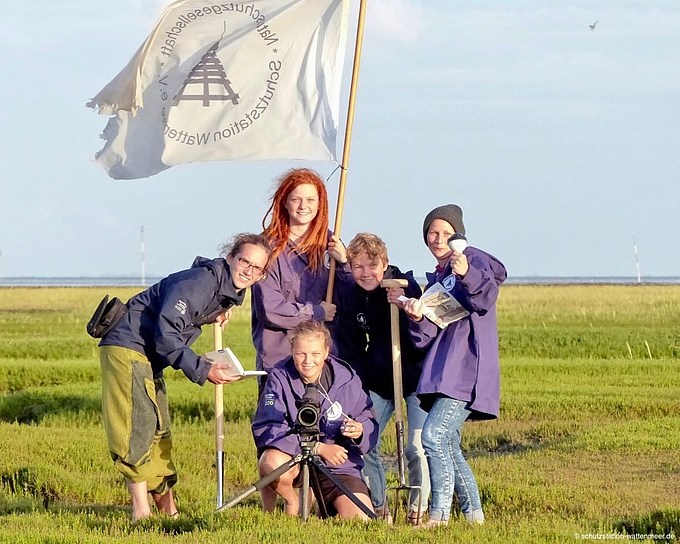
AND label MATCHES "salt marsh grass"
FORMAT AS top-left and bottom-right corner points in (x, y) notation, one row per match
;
(499, 285), (680, 359)
(0, 285), (678, 543)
